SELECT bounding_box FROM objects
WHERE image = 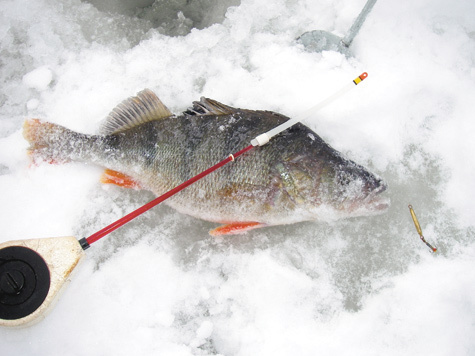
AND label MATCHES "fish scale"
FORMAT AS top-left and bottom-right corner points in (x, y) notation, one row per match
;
(23, 89), (389, 234)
